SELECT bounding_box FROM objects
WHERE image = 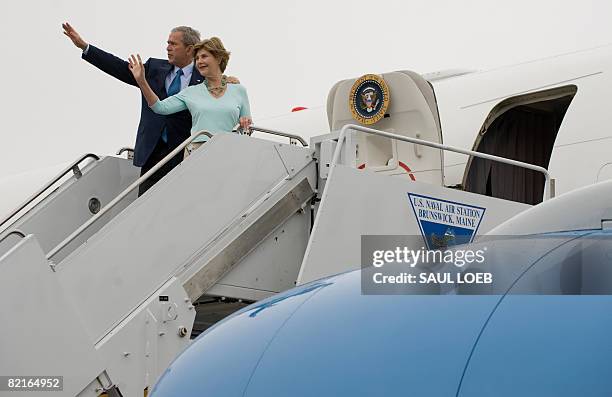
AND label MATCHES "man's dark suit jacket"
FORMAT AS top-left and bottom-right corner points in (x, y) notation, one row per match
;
(83, 45), (203, 167)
